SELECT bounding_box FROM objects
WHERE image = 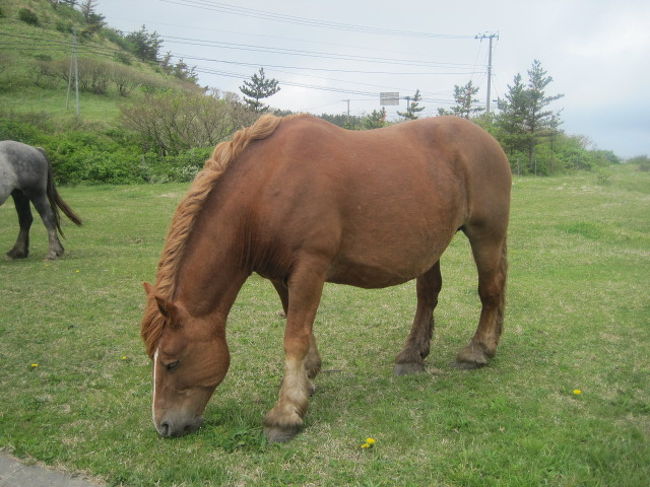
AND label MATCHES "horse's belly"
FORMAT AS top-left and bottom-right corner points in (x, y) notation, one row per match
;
(325, 233), (451, 289)
(325, 262), (417, 288)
